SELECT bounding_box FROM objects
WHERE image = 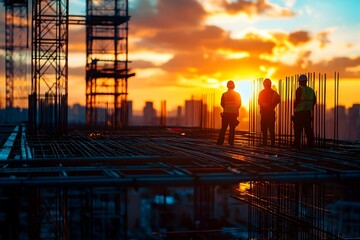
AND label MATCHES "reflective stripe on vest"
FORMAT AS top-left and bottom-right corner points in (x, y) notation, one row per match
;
(295, 86), (315, 112)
